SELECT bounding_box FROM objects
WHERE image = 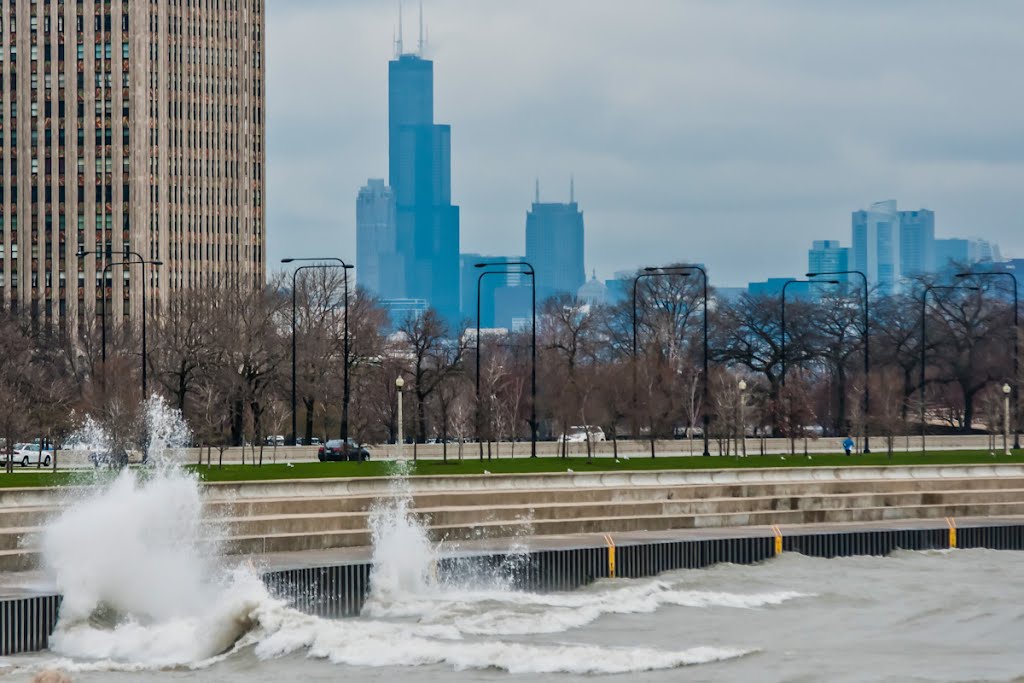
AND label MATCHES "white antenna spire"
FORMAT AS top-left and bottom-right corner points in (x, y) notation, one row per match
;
(397, 1), (404, 56)
(535, 178), (540, 204)
(418, 0), (424, 54)
(570, 174), (575, 203)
